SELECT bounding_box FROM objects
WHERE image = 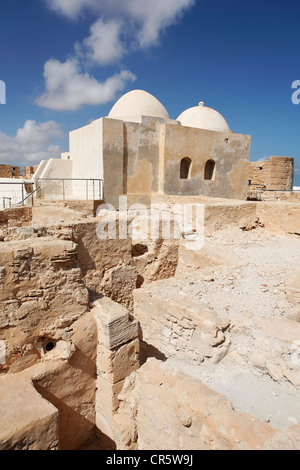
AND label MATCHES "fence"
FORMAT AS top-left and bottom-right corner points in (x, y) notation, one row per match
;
(0, 178), (104, 210)
(248, 183), (300, 202)
(36, 178), (104, 201)
(0, 181), (34, 210)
